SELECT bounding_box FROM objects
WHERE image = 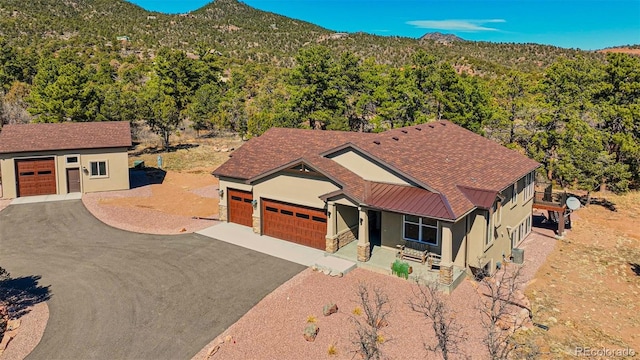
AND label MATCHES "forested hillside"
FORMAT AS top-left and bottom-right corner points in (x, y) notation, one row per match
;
(0, 0), (639, 192)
